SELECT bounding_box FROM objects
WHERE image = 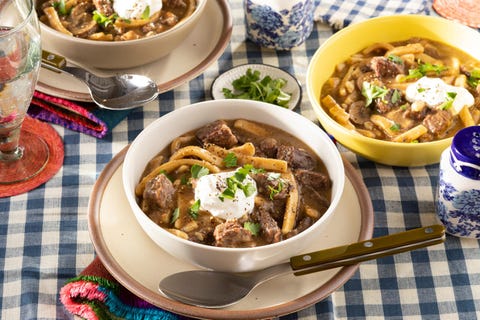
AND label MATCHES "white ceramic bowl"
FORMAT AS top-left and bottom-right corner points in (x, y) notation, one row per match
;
(123, 99), (345, 272)
(37, 0), (206, 69)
